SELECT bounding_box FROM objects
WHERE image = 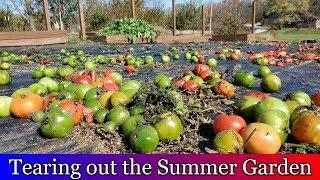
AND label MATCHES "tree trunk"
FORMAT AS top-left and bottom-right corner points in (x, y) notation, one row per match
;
(24, 0), (36, 31)
(59, 11), (64, 30)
